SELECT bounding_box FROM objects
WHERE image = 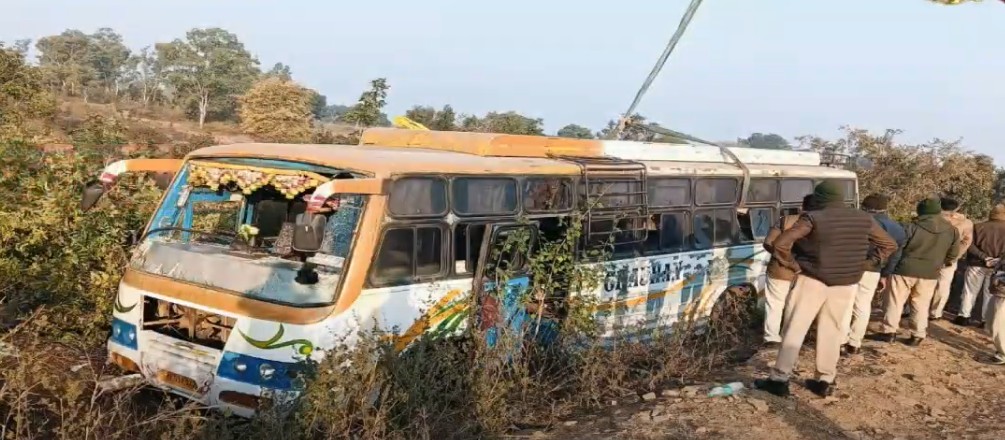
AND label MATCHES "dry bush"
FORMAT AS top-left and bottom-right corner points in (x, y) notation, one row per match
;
(239, 78), (314, 143)
(798, 127), (998, 221)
